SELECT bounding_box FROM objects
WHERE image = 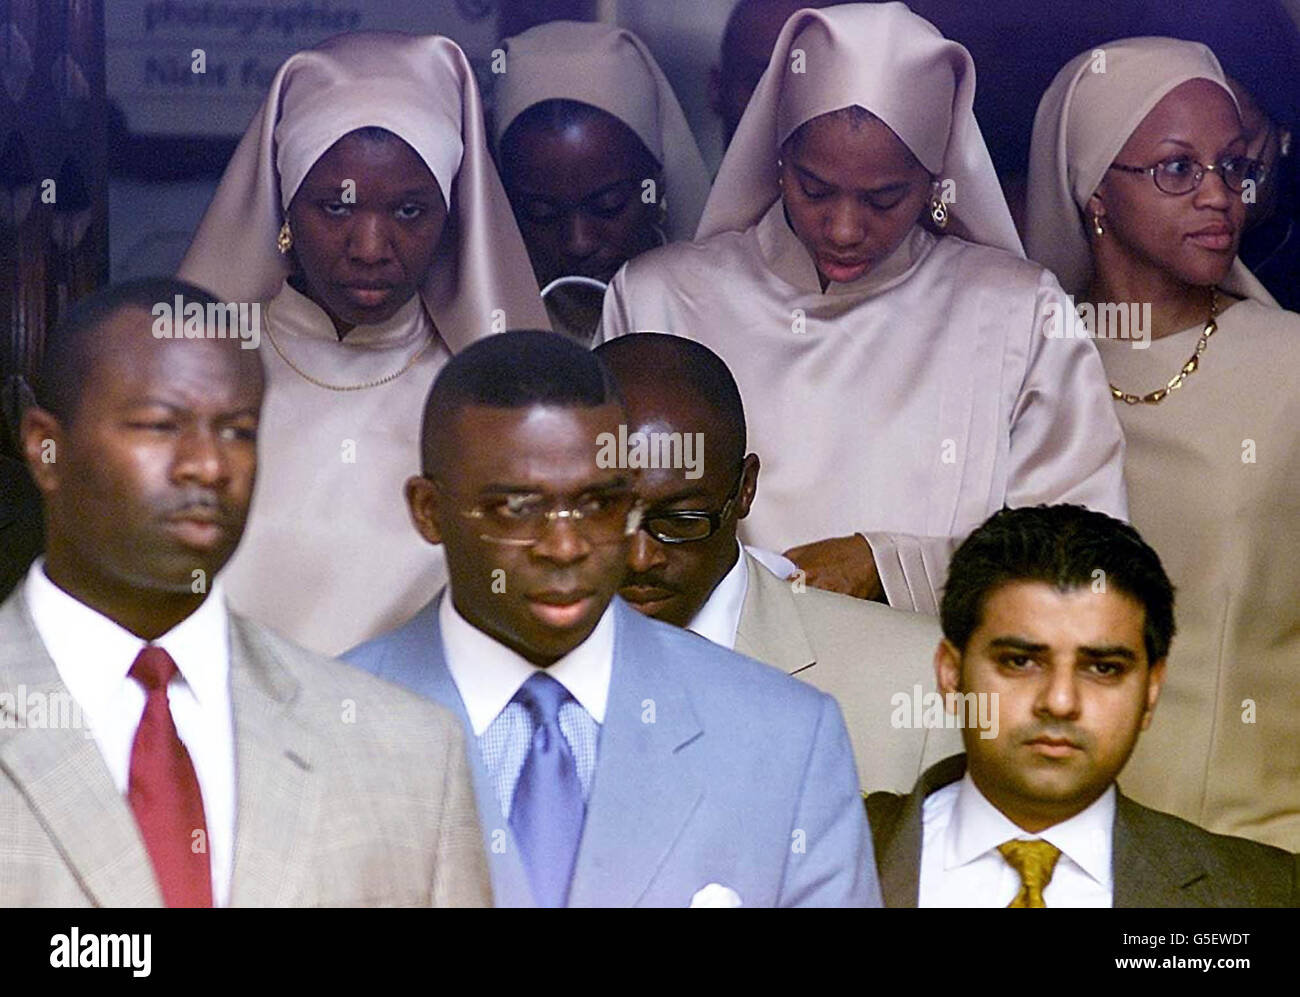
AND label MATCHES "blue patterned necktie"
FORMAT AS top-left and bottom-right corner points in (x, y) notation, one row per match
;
(509, 672), (586, 907)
